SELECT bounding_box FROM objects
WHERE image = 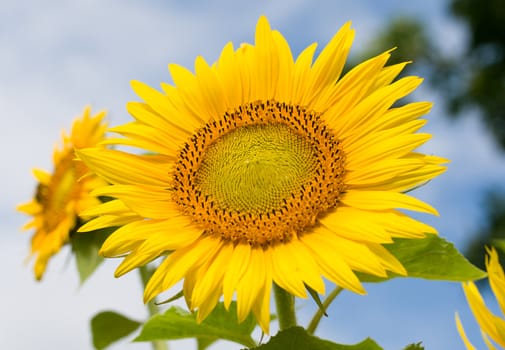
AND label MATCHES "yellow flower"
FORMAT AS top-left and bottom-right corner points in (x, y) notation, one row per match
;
(77, 16), (446, 333)
(17, 107), (108, 280)
(456, 248), (505, 349)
